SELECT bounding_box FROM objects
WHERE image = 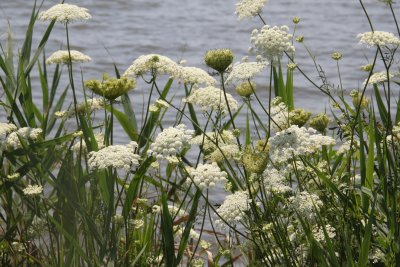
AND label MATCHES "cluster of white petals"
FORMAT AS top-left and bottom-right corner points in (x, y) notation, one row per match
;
(46, 50), (92, 65)
(88, 142), (140, 171)
(190, 130), (236, 153)
(123, 54), (180, 77)
(312, 224), (336, 243)
(184, 86), (238, 115)
(167, 204), (188, 218)
(148, 124), (194, 164)
(357, 31), (400, 47)
(23, 185), (43, 196)
(235, 0), (268, 20)
(262, 167), (292, 194)
(189, 162), (227, 190)
(175, 66), (216, 86)
(215, 191), (251, 229)
(225, 61), (268, 84)
(39, 3), (91, 23)
(337, 139), (359, 154)
(268, 125), (335, 164)
(288, 191), (323, 220)
(270, 101), (290, 131)
(5, 127), (42, 150)
(209, 144), (242, 162)
(174, 225), (200, 239)
(56, 98), (104, 119)
(251, 25), (295, 61)
(72, 132), (105, 152)
(364, 71), (395, 85)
